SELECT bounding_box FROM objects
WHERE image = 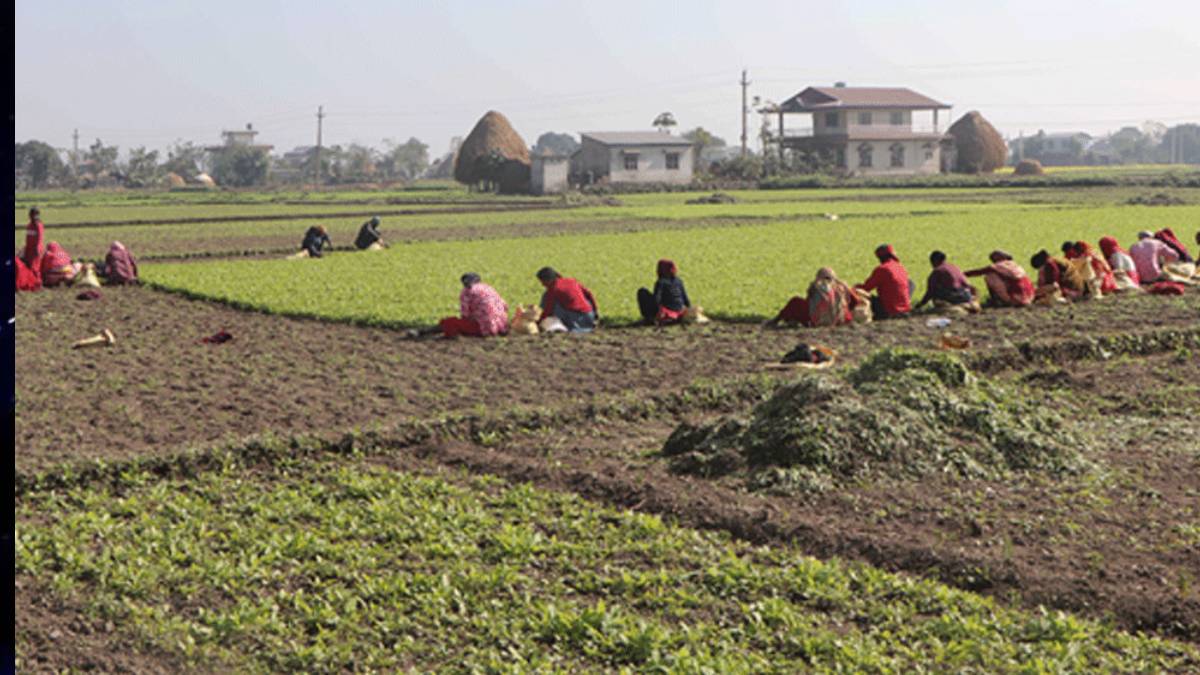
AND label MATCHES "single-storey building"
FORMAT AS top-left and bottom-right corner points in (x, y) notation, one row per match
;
(572, 132), (694, 185)
(769, 85), (951, 176)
